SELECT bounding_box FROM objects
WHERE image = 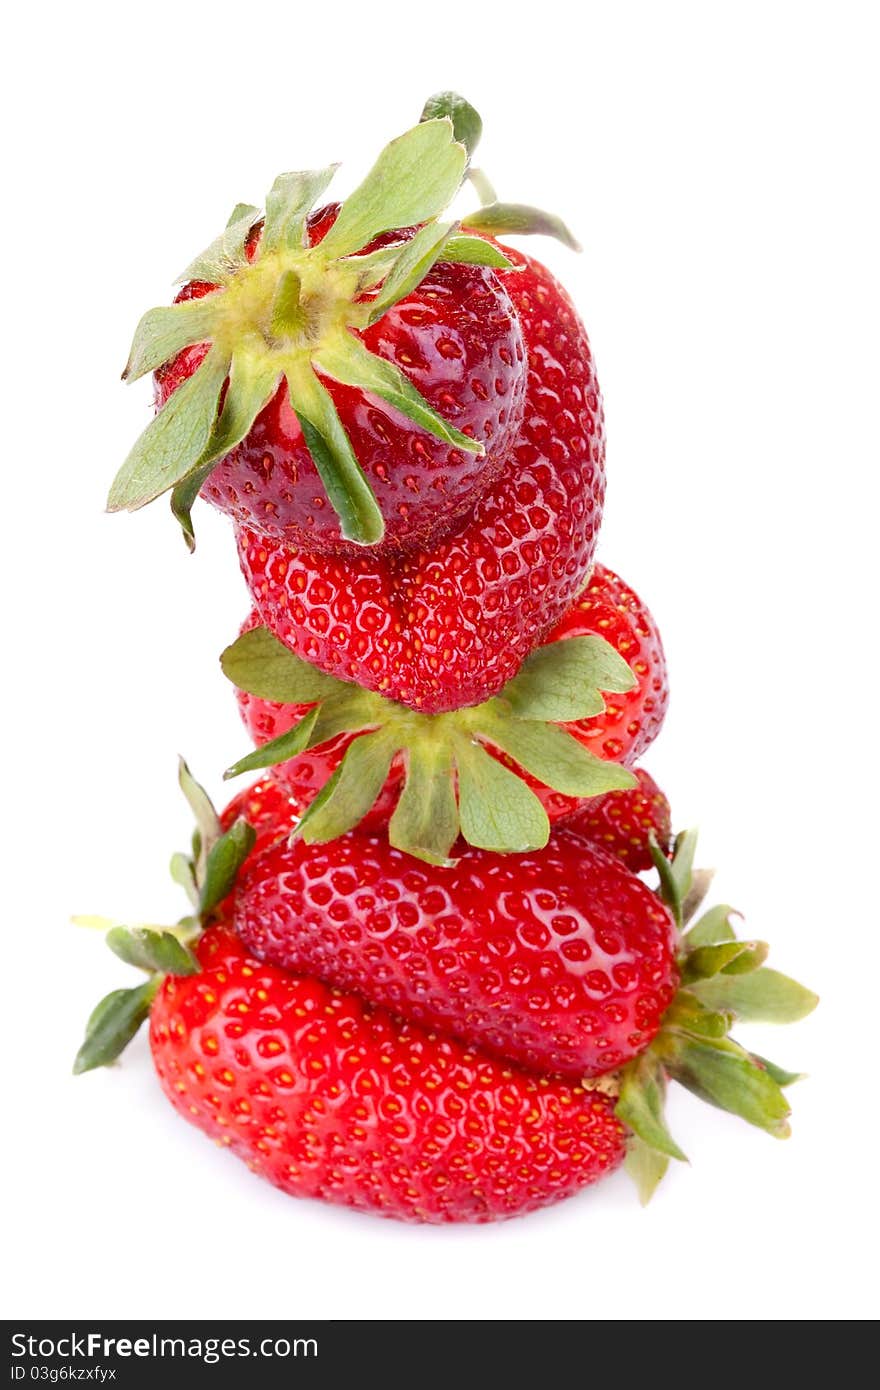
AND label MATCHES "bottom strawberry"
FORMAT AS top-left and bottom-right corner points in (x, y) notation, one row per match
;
(151, 925), (625, 1223)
